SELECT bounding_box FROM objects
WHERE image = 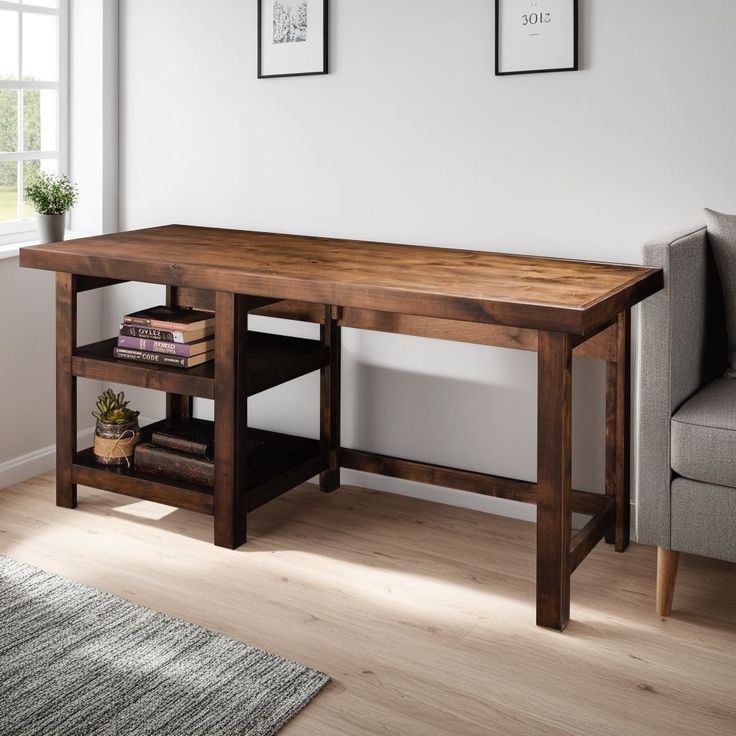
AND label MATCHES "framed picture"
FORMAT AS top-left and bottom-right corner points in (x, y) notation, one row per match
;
(258, 0), (328, 79)
(495, 0), (578, 76)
